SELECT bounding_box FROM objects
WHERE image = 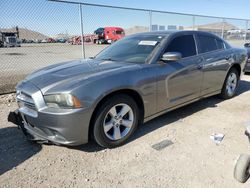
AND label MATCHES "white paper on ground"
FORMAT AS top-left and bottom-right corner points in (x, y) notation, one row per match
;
(210, 133), (225, 144)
